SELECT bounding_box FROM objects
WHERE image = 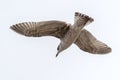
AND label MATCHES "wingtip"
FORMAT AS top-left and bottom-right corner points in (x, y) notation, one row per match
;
(92, 46), (112, 54)
(10, 26), (14, 30)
